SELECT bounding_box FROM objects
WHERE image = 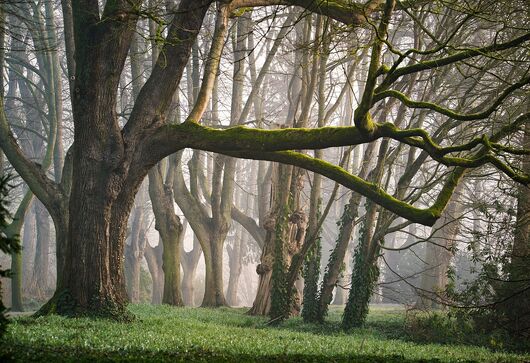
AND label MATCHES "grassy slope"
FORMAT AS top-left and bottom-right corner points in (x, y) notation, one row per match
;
(1, 304), (528, 362)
